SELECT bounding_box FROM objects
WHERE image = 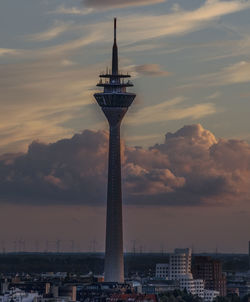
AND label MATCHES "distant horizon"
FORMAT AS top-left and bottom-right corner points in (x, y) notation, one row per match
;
(0, 251), (249, 256)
